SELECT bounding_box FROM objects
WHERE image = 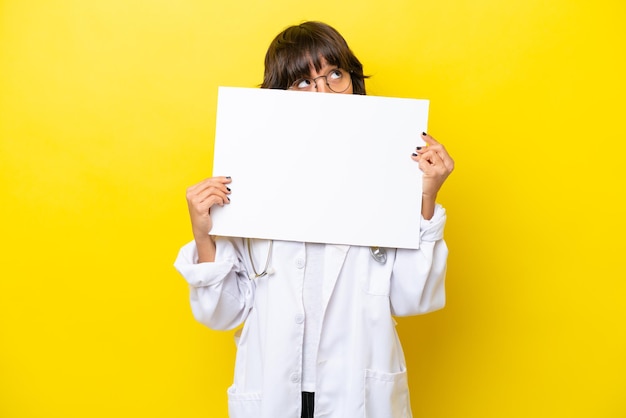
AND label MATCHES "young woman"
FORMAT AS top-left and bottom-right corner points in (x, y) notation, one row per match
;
(175, 21), (454, 418)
